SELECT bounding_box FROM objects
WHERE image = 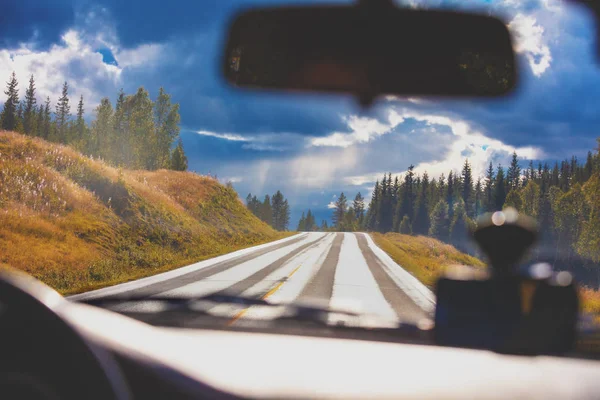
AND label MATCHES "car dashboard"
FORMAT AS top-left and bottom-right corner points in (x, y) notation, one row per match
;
(62, 302), (600, 400)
